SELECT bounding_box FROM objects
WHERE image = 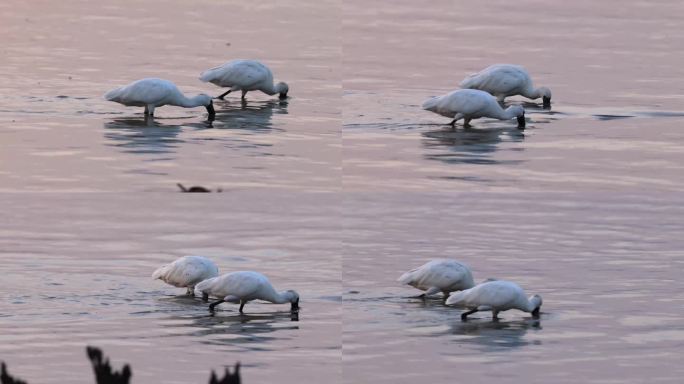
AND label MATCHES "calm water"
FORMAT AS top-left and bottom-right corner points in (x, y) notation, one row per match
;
(0, 192), (341, 384)
(342, 0), (684, 383)
(2, 0), (684, 383)
(0, 0), (341, 383)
